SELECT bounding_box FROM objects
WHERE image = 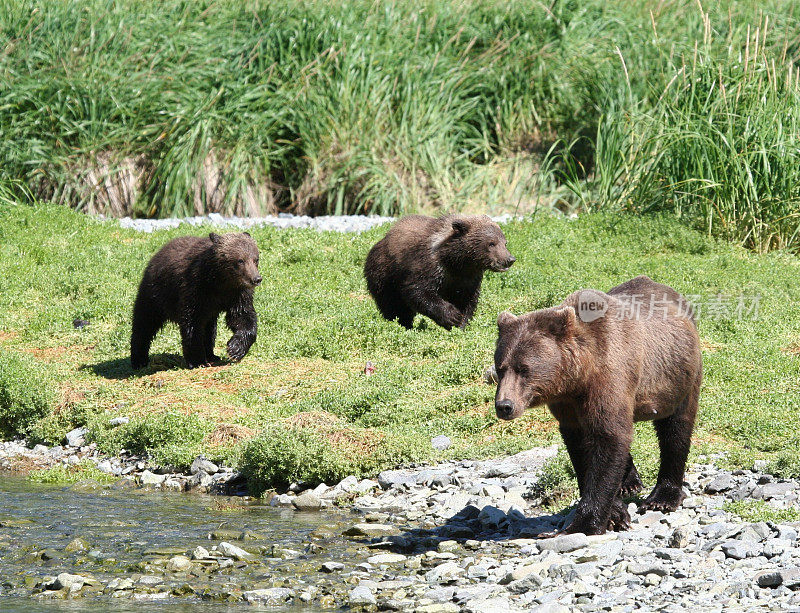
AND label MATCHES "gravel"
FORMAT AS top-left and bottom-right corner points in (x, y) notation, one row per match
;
(112, 212), (519, 234)
(4, 437), (800, 611)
